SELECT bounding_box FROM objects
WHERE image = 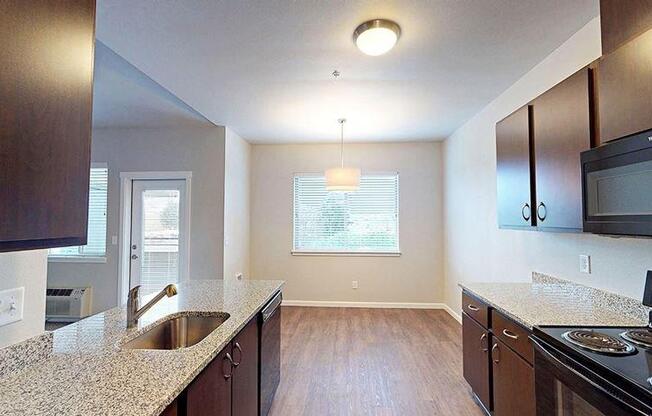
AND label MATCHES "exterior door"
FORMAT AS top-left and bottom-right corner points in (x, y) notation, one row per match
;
(130, 179), (187, 296)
